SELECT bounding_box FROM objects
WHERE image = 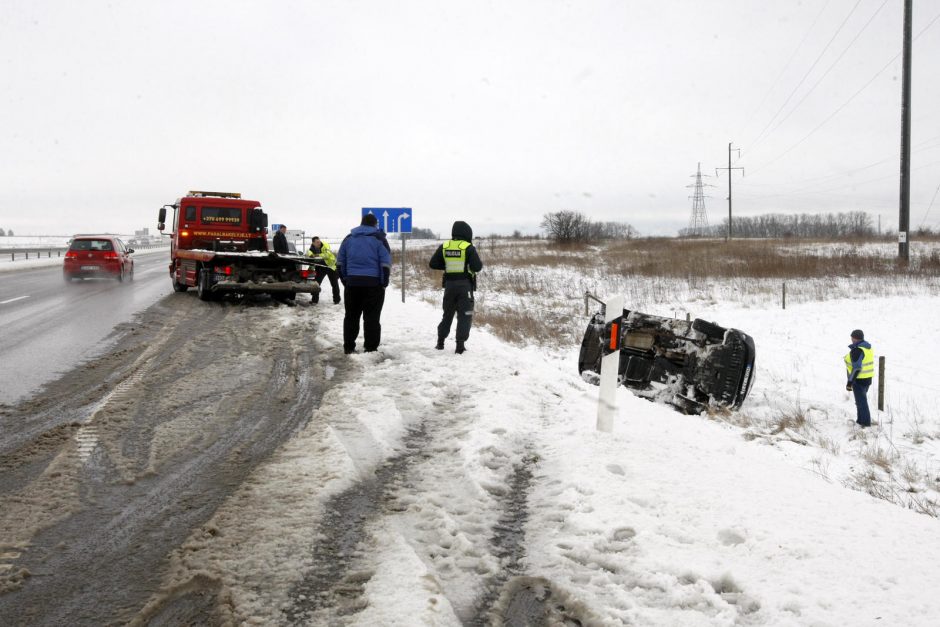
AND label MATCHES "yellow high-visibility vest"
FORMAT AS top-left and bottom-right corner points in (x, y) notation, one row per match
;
(442, 240), (473, 276)
(844, 345), (874, 380)
(305, 241), (336, 270)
